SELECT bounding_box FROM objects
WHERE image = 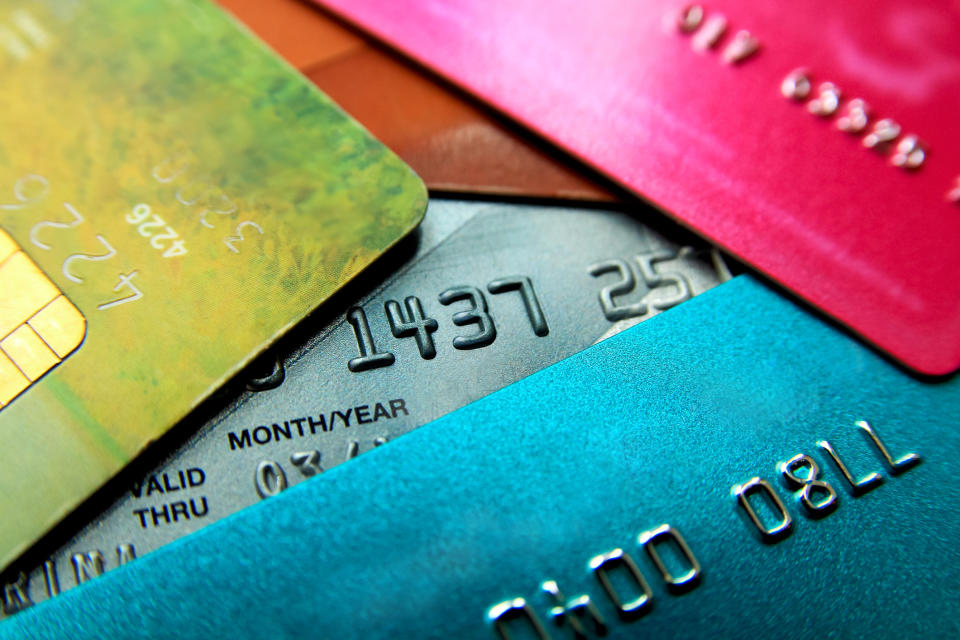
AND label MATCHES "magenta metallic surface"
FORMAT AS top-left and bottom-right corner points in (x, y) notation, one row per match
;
(313, 0), (960, 374)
